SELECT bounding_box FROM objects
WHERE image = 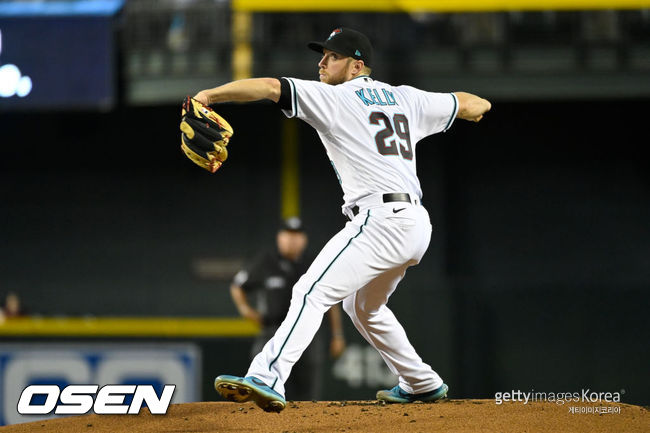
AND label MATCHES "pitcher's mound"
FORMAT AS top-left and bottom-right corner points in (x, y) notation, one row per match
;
(0, 400), (646, 432)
